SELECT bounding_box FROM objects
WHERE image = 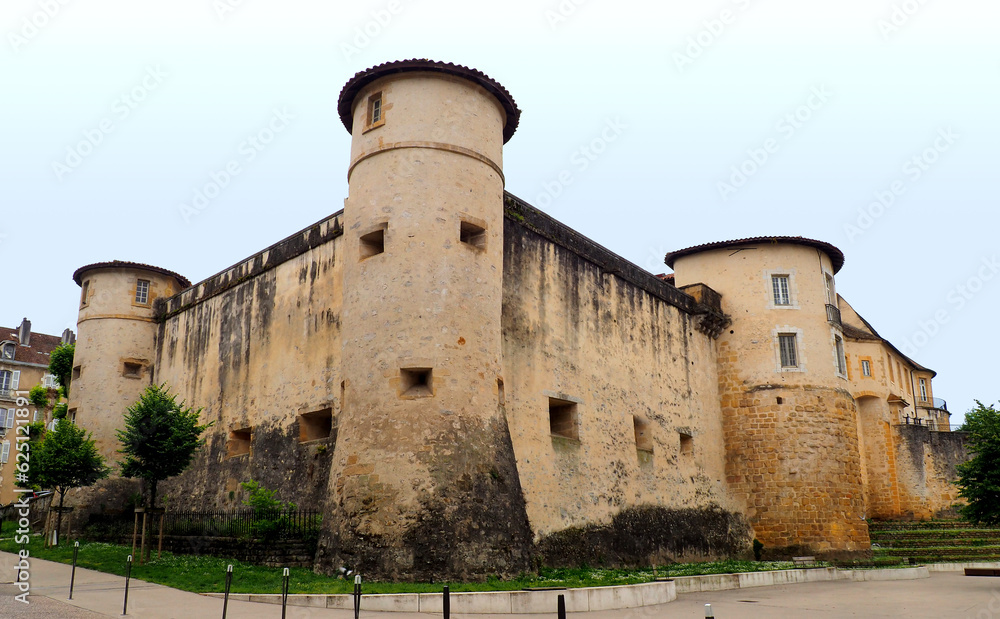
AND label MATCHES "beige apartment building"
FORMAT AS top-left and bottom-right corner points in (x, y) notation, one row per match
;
(0, 319), (72, 505)
(66, 60), (967, 580)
